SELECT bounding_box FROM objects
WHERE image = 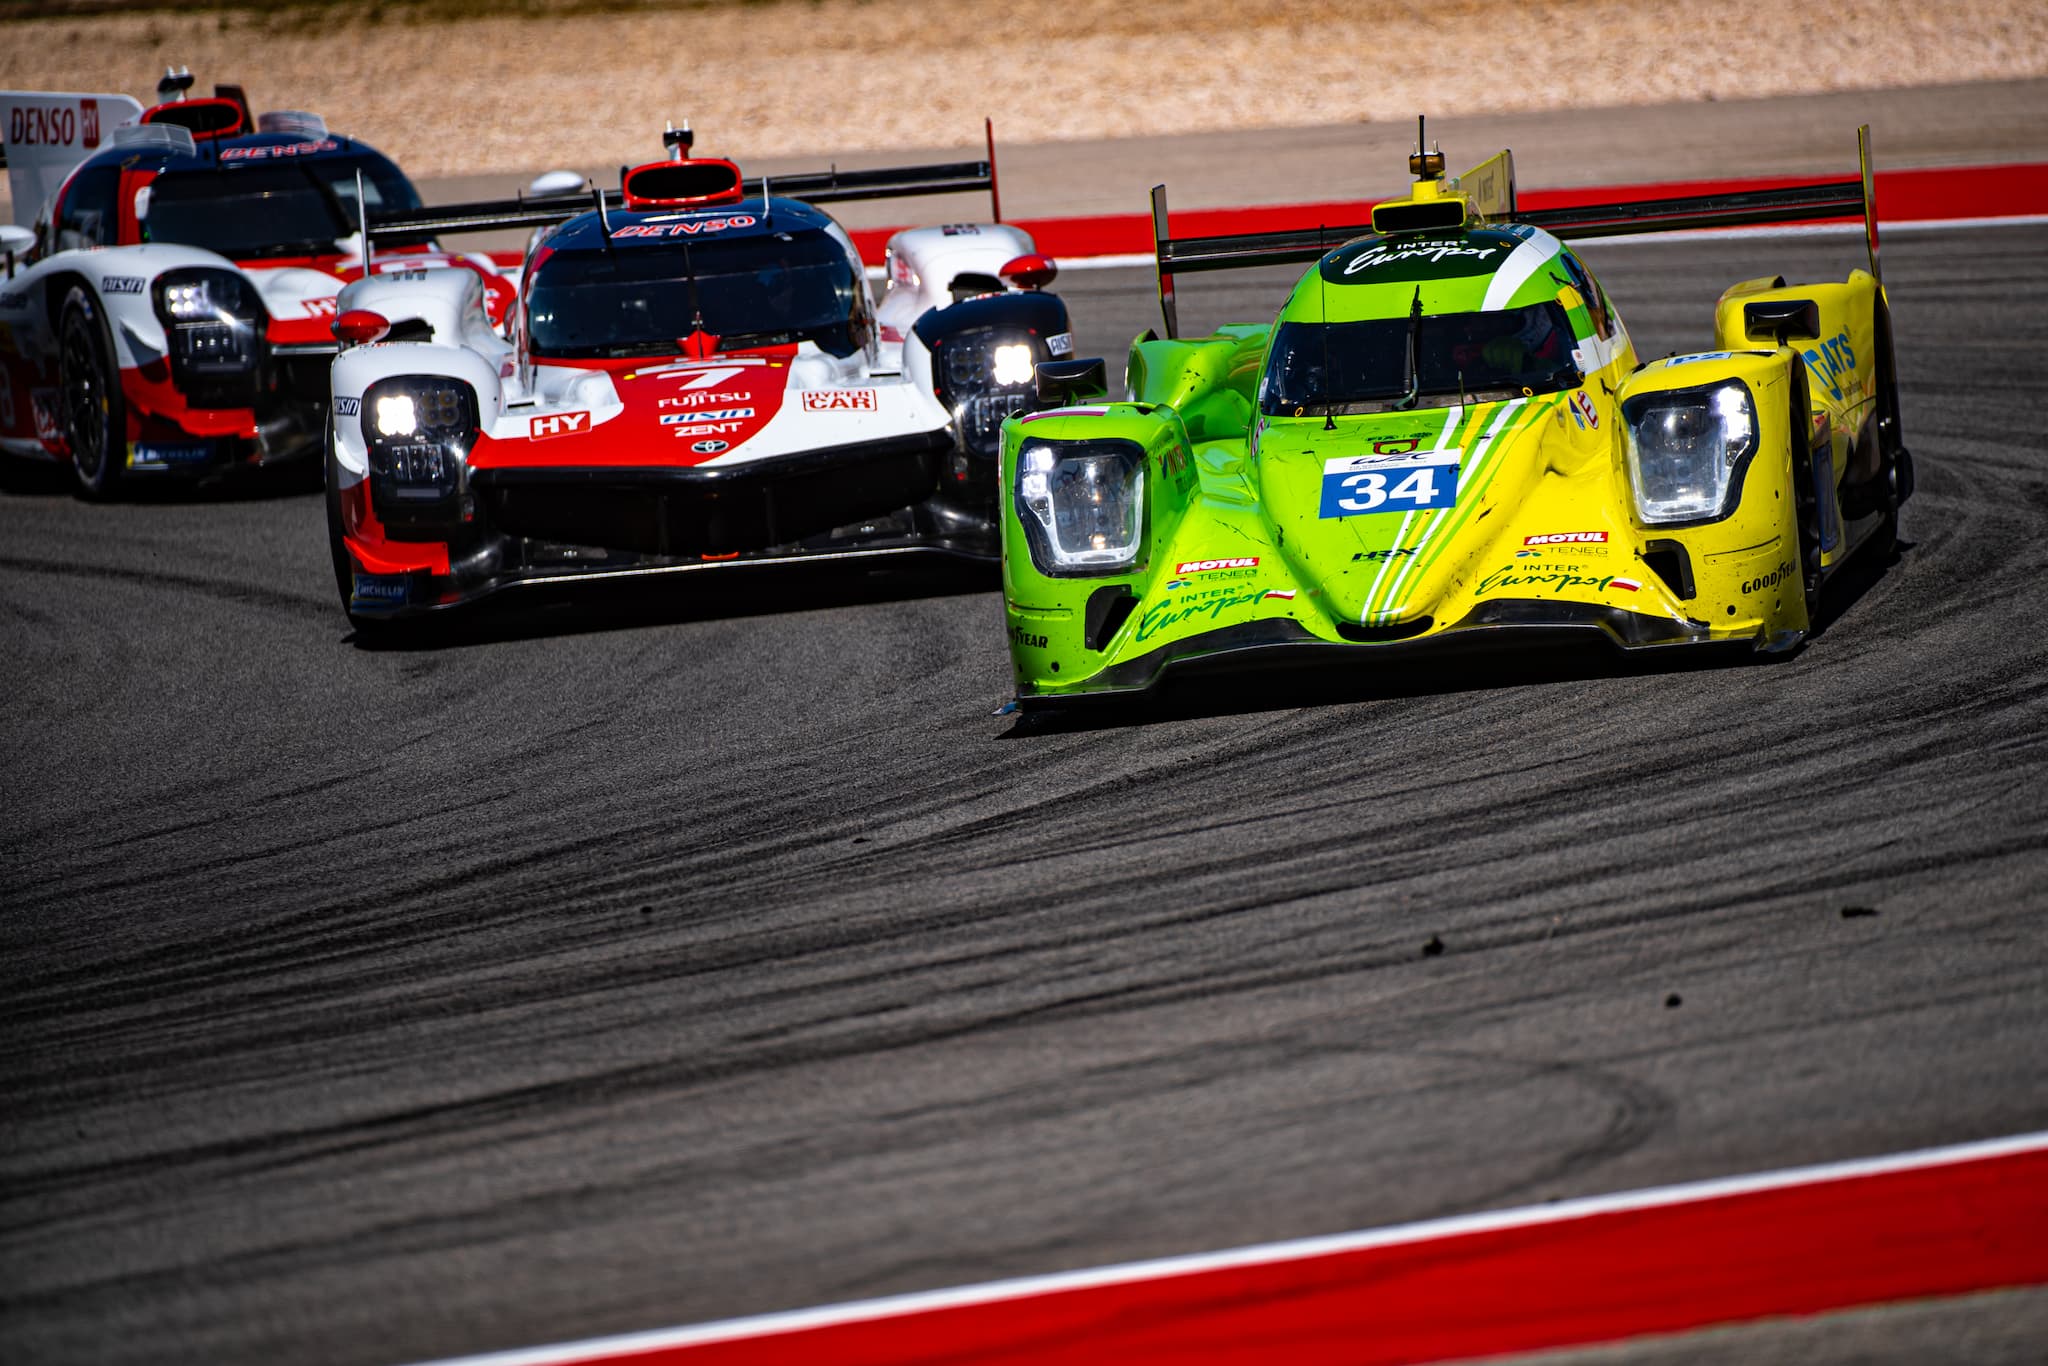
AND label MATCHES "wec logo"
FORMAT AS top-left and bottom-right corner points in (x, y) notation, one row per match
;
(530, 411), (591, 439)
